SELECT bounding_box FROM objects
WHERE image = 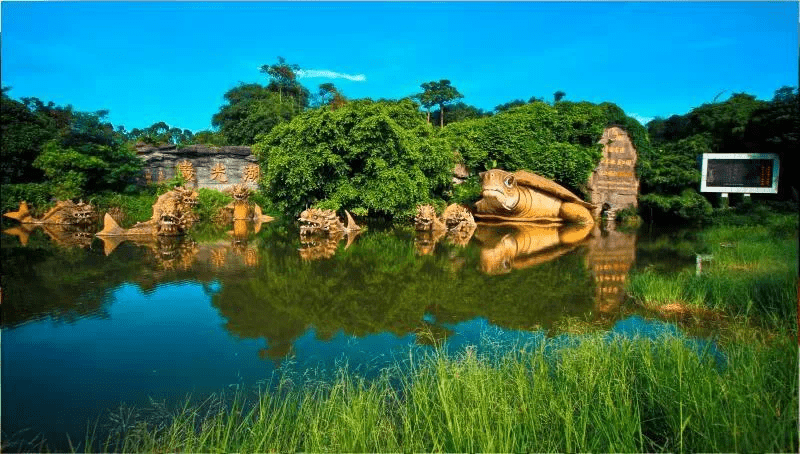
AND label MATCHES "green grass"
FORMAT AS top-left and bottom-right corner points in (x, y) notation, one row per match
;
(627, 213), (798, 329)
(83, 333), (797, 453)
